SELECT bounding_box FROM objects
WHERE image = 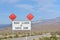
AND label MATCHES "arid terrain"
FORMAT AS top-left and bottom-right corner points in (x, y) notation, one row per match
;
(0, 17), (60, 32)
(0, 17), (60, 40)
